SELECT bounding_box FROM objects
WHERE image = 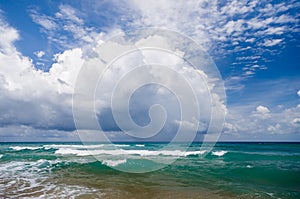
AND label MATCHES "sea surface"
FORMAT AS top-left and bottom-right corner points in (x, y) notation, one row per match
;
(0, 142), (299, 198)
